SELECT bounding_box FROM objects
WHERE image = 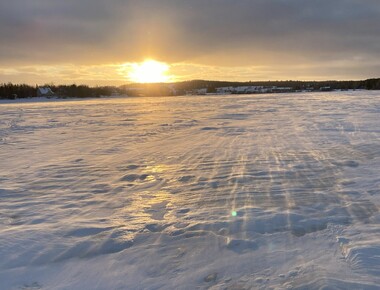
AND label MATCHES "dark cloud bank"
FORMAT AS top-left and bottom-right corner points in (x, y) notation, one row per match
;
(1, 0), (379, 79)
